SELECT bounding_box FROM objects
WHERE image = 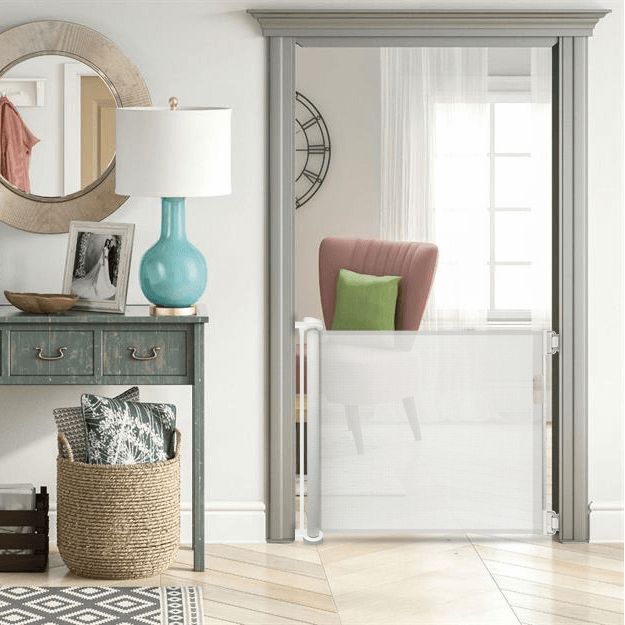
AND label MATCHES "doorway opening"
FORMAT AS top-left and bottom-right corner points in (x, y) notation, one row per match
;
(294, 45), (554, 537)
